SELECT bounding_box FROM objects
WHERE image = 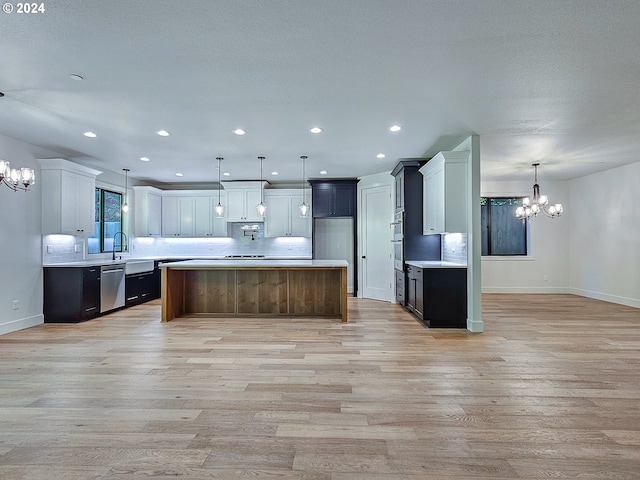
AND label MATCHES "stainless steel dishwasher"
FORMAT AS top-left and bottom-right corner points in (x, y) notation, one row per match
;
(100, 264), (125, 313)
